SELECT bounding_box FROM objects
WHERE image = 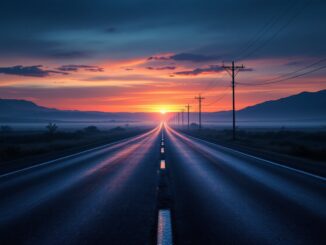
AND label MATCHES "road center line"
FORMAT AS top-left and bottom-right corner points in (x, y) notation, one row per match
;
(157, 209), (173, 245)
(160, 160), (166, 169)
